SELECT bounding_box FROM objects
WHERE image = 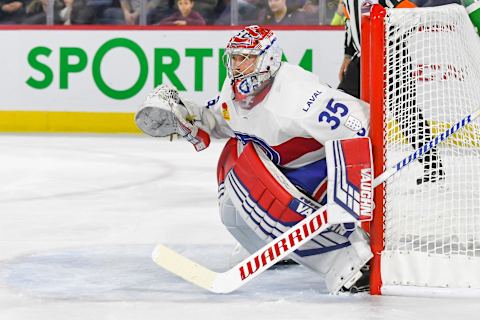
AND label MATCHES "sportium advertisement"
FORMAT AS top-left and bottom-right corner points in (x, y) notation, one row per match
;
(0, 28), (343, 132)
(0, 29), (343, 111)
